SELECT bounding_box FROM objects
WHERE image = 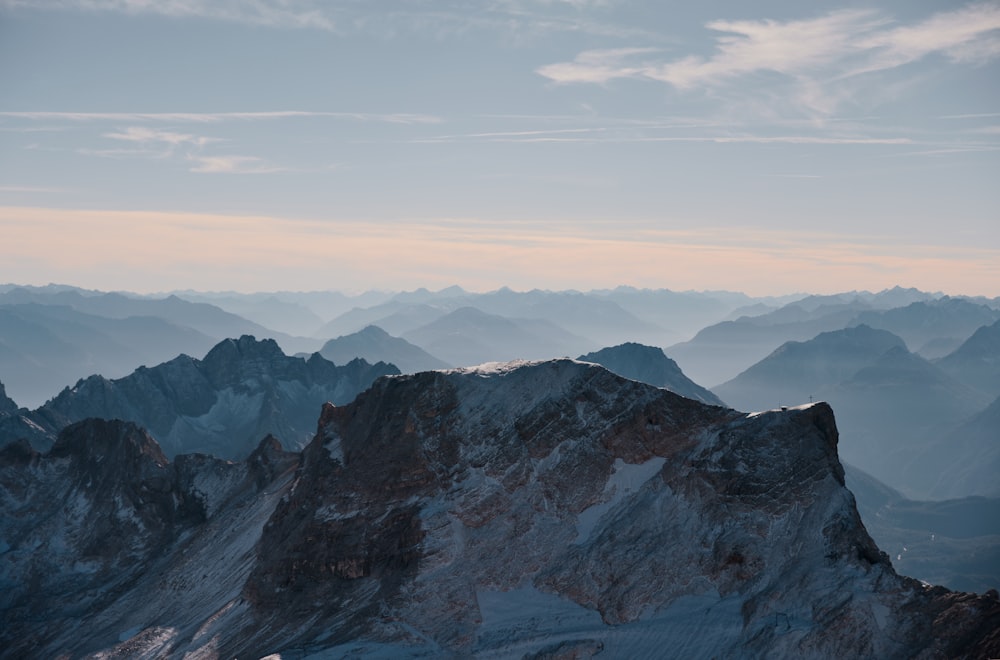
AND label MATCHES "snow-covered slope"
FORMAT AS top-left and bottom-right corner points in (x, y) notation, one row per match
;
(1, 361), (997, 658)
